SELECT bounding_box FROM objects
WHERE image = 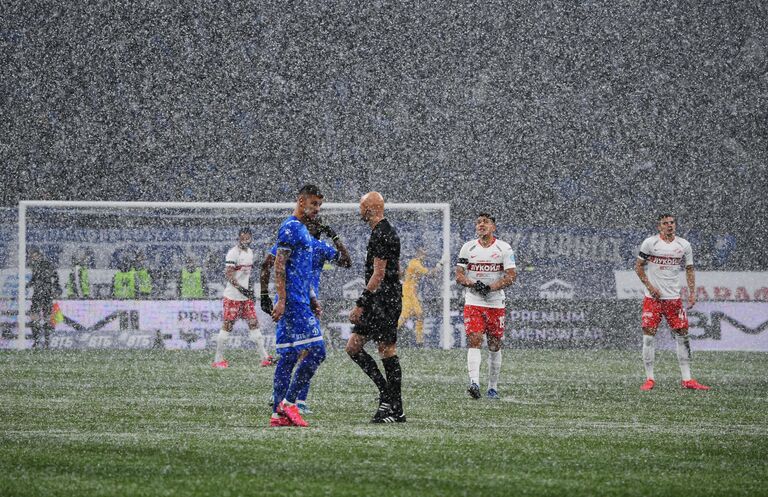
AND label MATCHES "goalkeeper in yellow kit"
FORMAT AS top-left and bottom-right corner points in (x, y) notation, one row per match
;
(398, 248), (442, 347)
